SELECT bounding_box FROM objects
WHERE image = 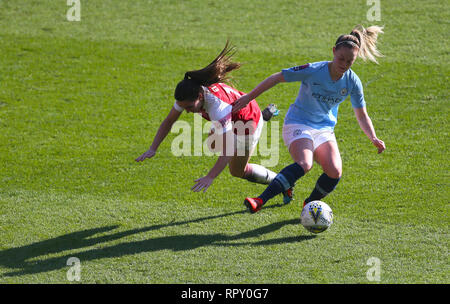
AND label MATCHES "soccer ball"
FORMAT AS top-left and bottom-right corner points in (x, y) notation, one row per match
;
(300, 201), (333, 234)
